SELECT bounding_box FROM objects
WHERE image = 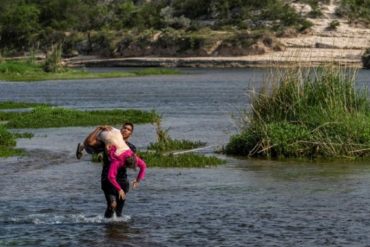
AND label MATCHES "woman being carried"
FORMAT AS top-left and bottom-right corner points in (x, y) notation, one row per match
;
(82, 125), (146, 214)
